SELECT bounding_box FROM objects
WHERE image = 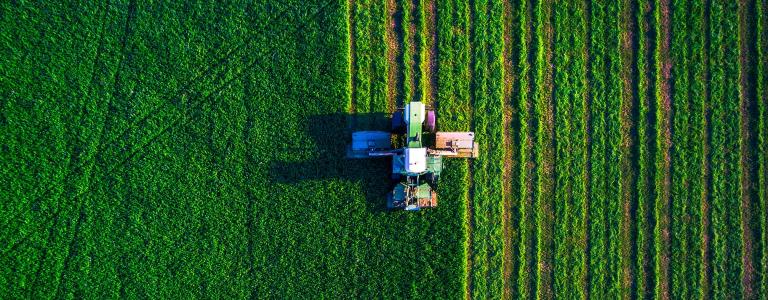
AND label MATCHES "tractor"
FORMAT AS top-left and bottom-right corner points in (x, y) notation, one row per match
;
(347, 101), (478, 211)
